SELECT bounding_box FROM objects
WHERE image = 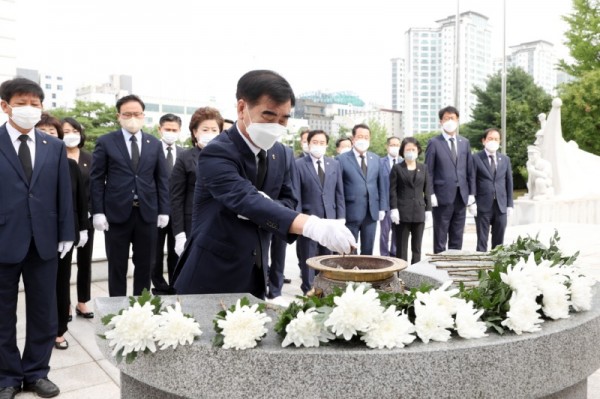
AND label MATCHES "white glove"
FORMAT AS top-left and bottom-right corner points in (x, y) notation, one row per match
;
(237, 214), (249, 220)
(425, 211), (432, 225)
(174, 232), (186, 256)
(390, 209), (400, 224)
(302, 215), (357, 254)
(431, 194), (438, 207)
(507, 207), (513, 217)
(468, 203), (478, 217)
(378, 210), (385, 221)
(468, 195), (476, 206)
(157, 214), (169, 228)
(58, 241), (74, 259)
(258, 191), (271, 200)
(92, 214), (109, 231)
(77, 230), (88, 248)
